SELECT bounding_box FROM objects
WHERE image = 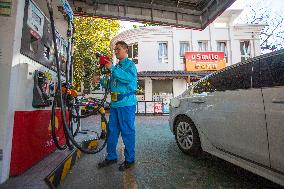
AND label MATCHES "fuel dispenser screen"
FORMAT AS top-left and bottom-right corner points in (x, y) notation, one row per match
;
(20, 0), (68, 73)
(32, 11), (41, 25)
(27, 0), (44, 39)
